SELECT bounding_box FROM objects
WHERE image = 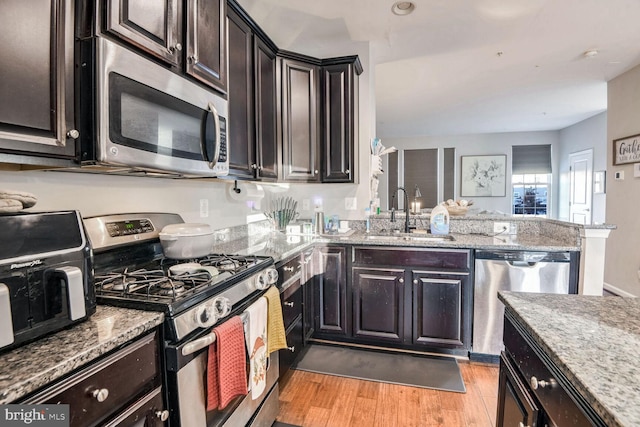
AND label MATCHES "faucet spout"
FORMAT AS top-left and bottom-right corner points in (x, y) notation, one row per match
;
(391, 187), (410, 233)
